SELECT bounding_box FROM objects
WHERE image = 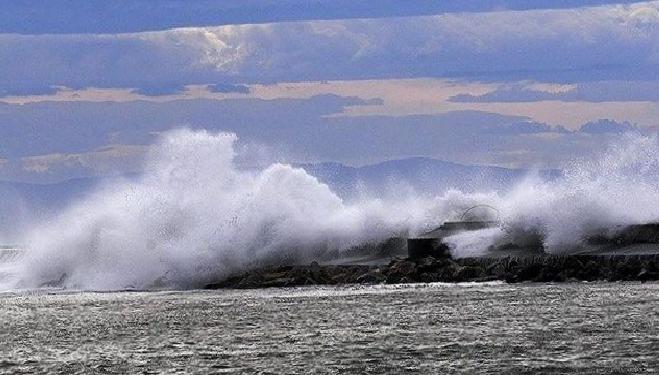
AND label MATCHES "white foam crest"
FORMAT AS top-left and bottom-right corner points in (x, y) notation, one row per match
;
(3, 129), (486, 290)
(446, 133), (659, 256)
(4, 130), (659, 290)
